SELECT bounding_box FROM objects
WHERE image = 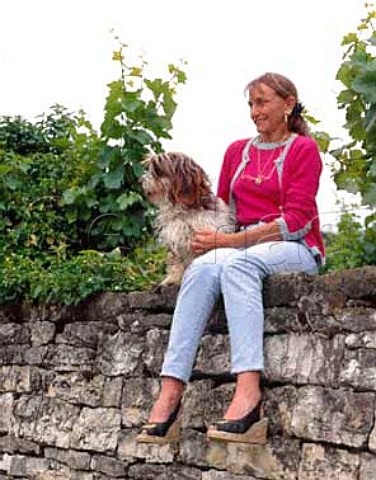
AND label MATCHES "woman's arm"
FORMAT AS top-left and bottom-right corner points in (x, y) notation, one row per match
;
(192, 221), (282, 254)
